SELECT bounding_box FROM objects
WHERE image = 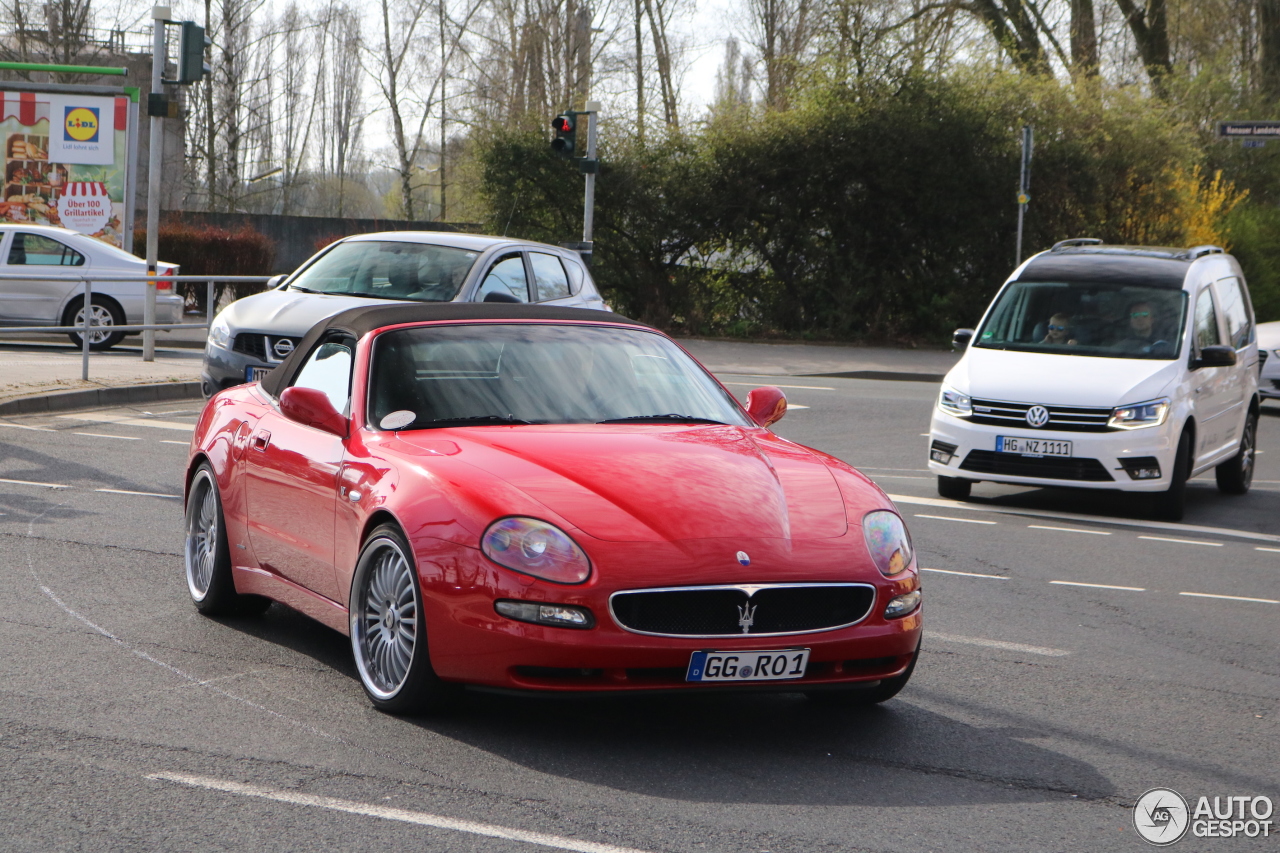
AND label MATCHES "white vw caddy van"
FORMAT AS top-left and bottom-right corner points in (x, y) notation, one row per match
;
(928, 239), (1260, 521)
